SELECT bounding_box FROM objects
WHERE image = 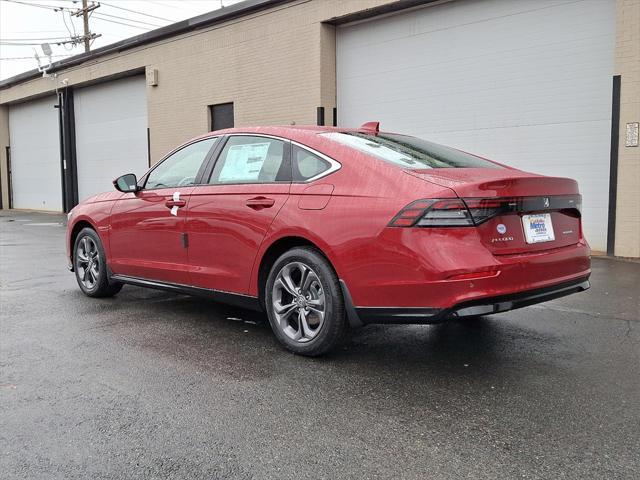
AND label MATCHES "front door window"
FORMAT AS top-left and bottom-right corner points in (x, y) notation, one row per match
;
(145, 138), (217, 189)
